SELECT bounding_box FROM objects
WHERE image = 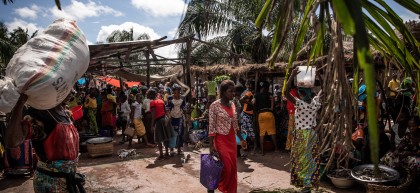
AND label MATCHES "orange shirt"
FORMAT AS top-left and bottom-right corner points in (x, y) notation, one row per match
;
(351, 128), (364, 142)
